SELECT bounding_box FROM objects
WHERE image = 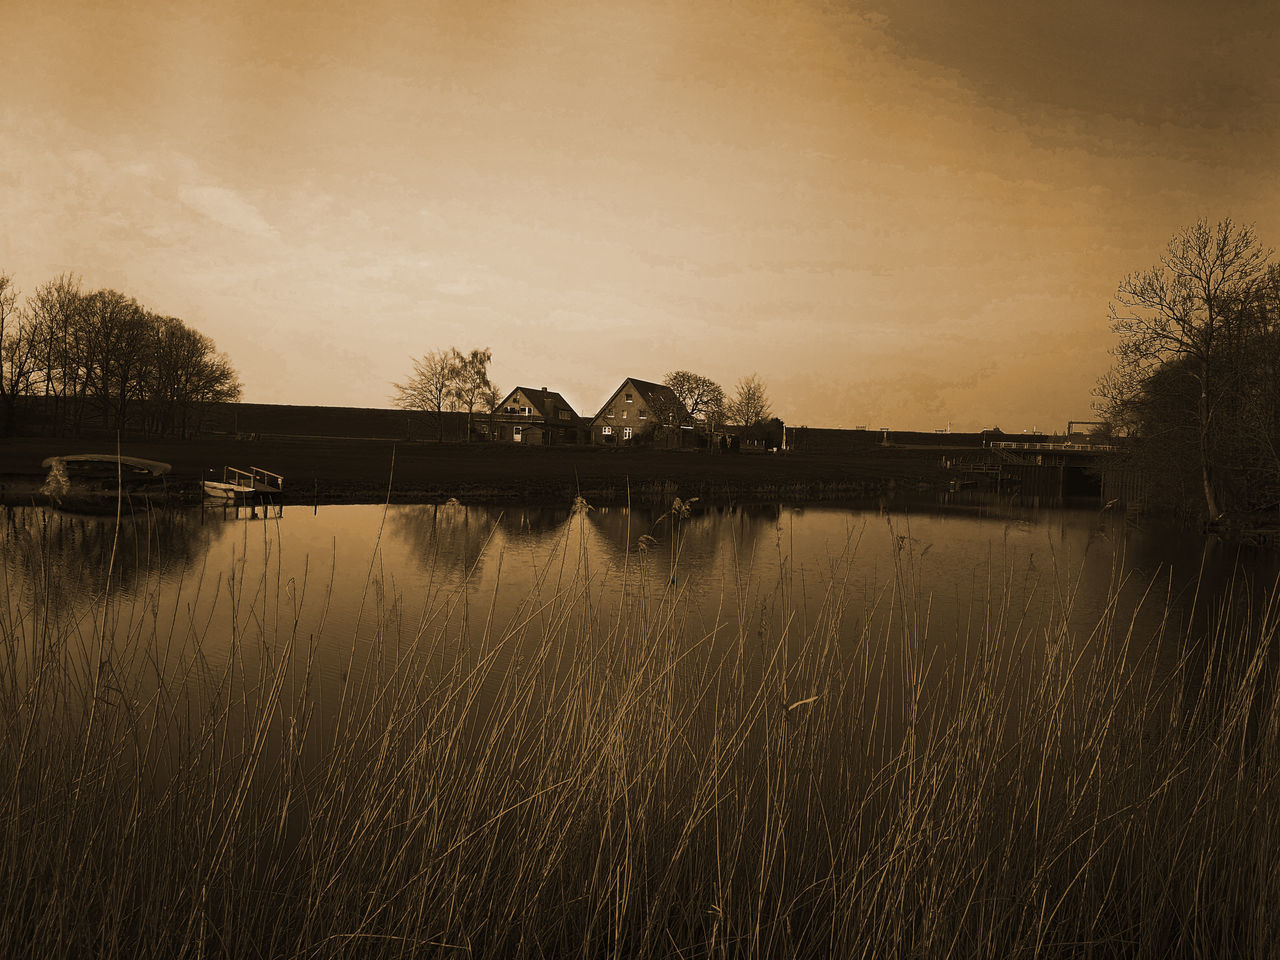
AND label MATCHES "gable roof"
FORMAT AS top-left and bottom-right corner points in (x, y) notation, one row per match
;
(500, 386), (580, 420)
(592, 377), (689, 422)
